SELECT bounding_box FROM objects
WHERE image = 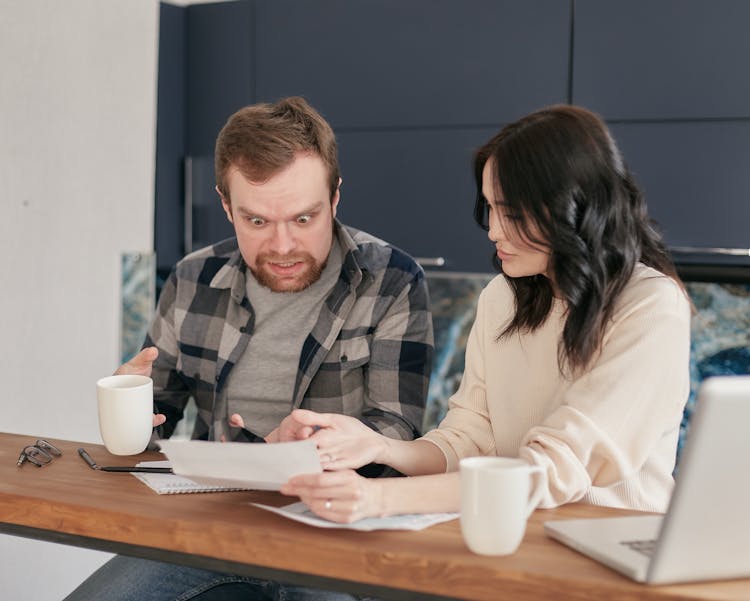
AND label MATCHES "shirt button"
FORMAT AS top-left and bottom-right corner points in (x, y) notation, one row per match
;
(340, 355), (348, 362)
